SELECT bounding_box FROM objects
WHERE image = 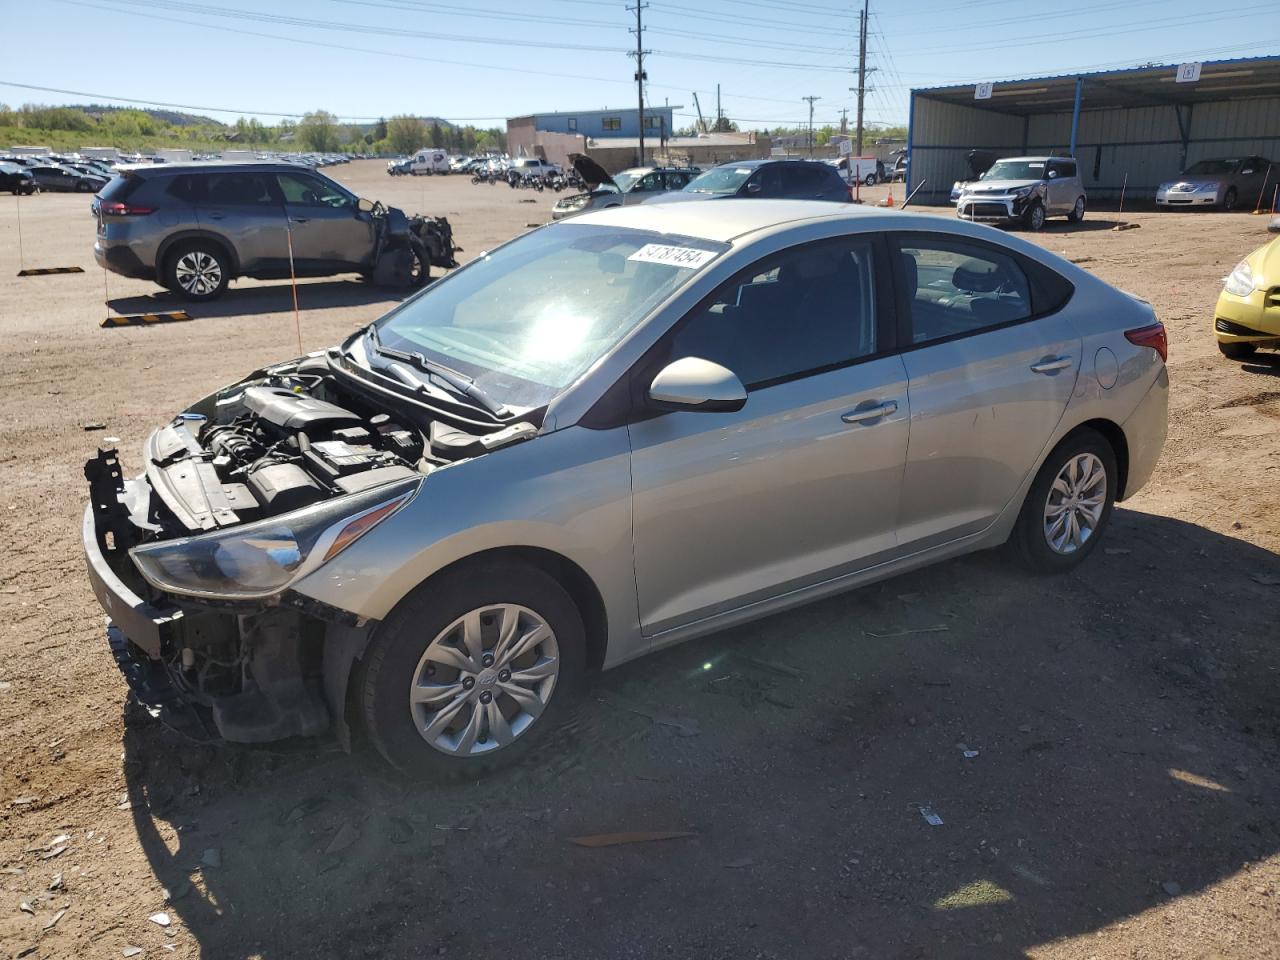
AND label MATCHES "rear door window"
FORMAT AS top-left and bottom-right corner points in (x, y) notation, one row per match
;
(202, 172), (276, 206)
(780, 164), (828, 196)
(895, 237), (1033, 345)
